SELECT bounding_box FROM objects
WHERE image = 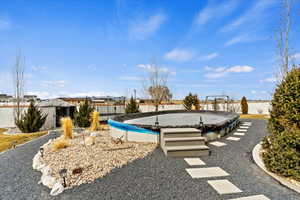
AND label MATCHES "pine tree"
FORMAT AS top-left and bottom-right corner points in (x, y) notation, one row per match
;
(241, 96), (248, 114)
(15, 100), (47, 133)
(262, 67), (300, 181)
(74, 98), (94, 127)
(183, 93), (194, 111)
(183, 93), (201, 111)
(125, 97), (139, 114)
